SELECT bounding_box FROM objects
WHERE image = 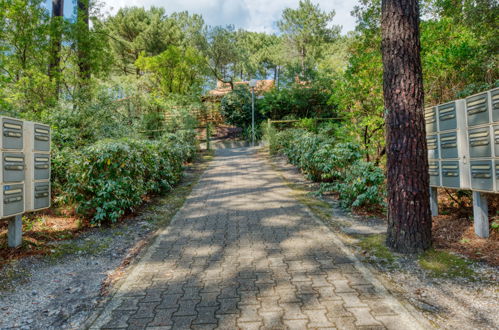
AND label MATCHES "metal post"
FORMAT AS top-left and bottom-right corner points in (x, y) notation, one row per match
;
(8, 214), (22, 248)
(429, 187), (438, 216)
(472, 191), (489, 238)
(251, 87), (255, 147)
